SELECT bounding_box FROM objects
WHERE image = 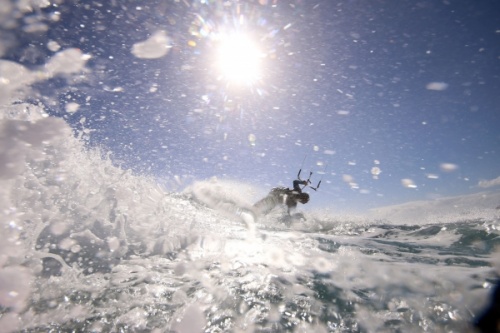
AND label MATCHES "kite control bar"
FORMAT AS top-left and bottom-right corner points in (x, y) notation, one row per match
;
(297, 169), (321, 191)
